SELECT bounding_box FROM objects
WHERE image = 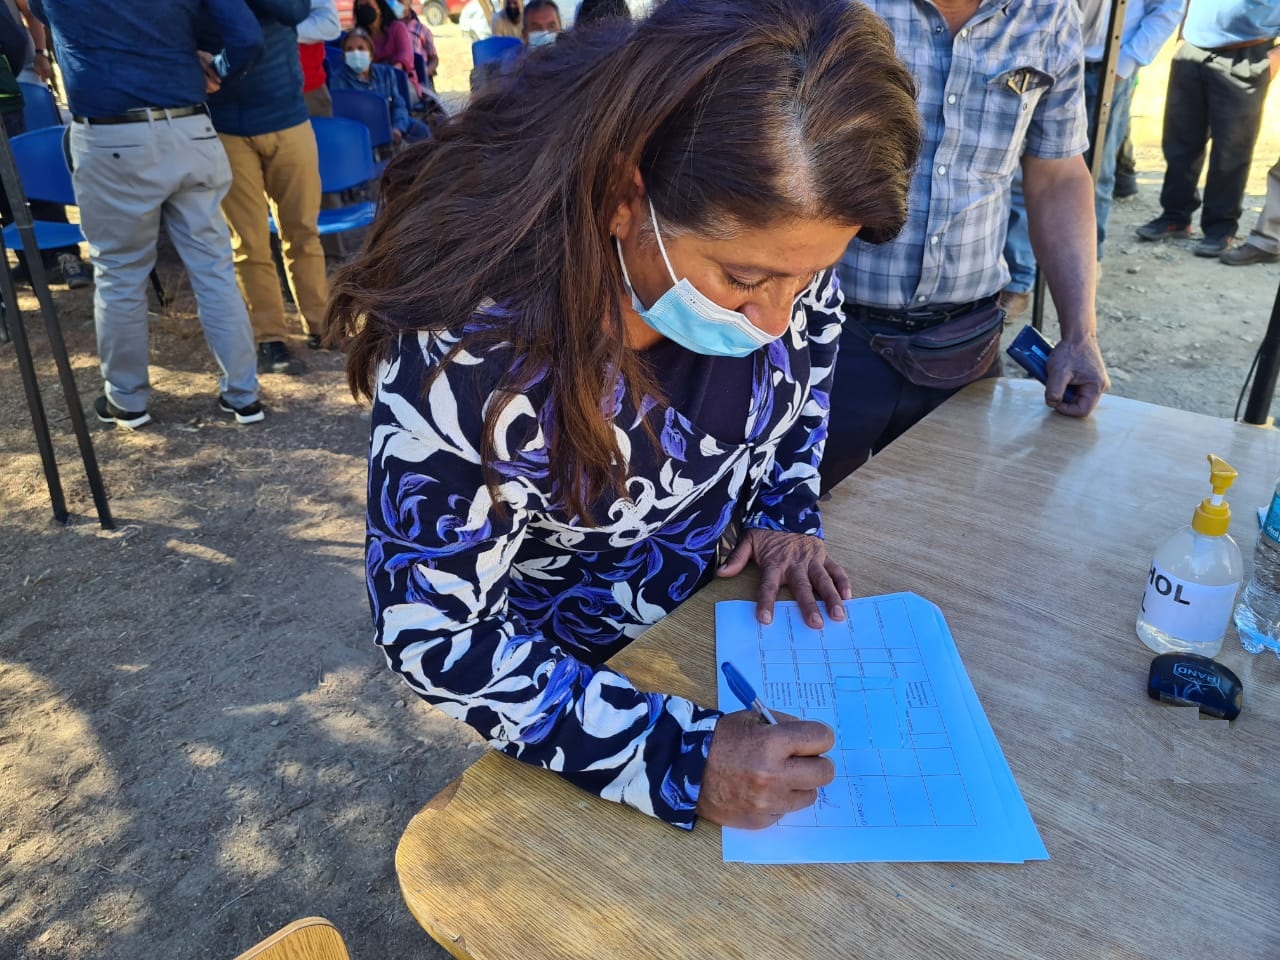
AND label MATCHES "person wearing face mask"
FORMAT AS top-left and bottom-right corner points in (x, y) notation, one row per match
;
(330, 28), (430, 145)
(520, 0), (559, 45)
(326, 0), (921, 833)
(491, 0), (522, 39)
(354, 0), (423, 101)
